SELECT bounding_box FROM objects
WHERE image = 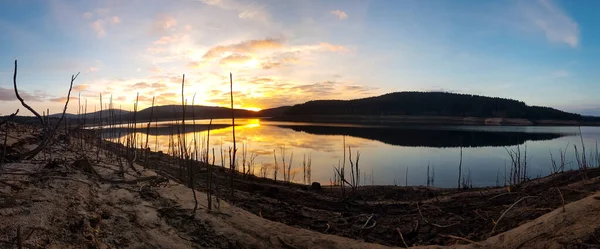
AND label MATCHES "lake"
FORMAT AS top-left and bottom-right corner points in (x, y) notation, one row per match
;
(103, 118), (600, 188)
